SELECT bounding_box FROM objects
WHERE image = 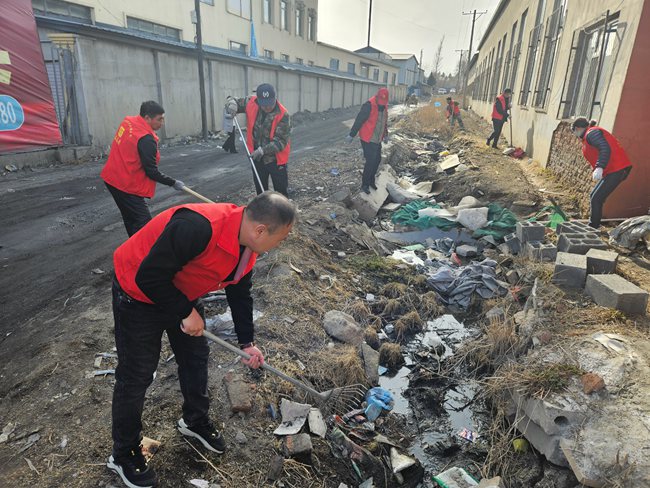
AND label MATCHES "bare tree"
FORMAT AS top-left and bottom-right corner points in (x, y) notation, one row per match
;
(432, 35), (445, 76)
